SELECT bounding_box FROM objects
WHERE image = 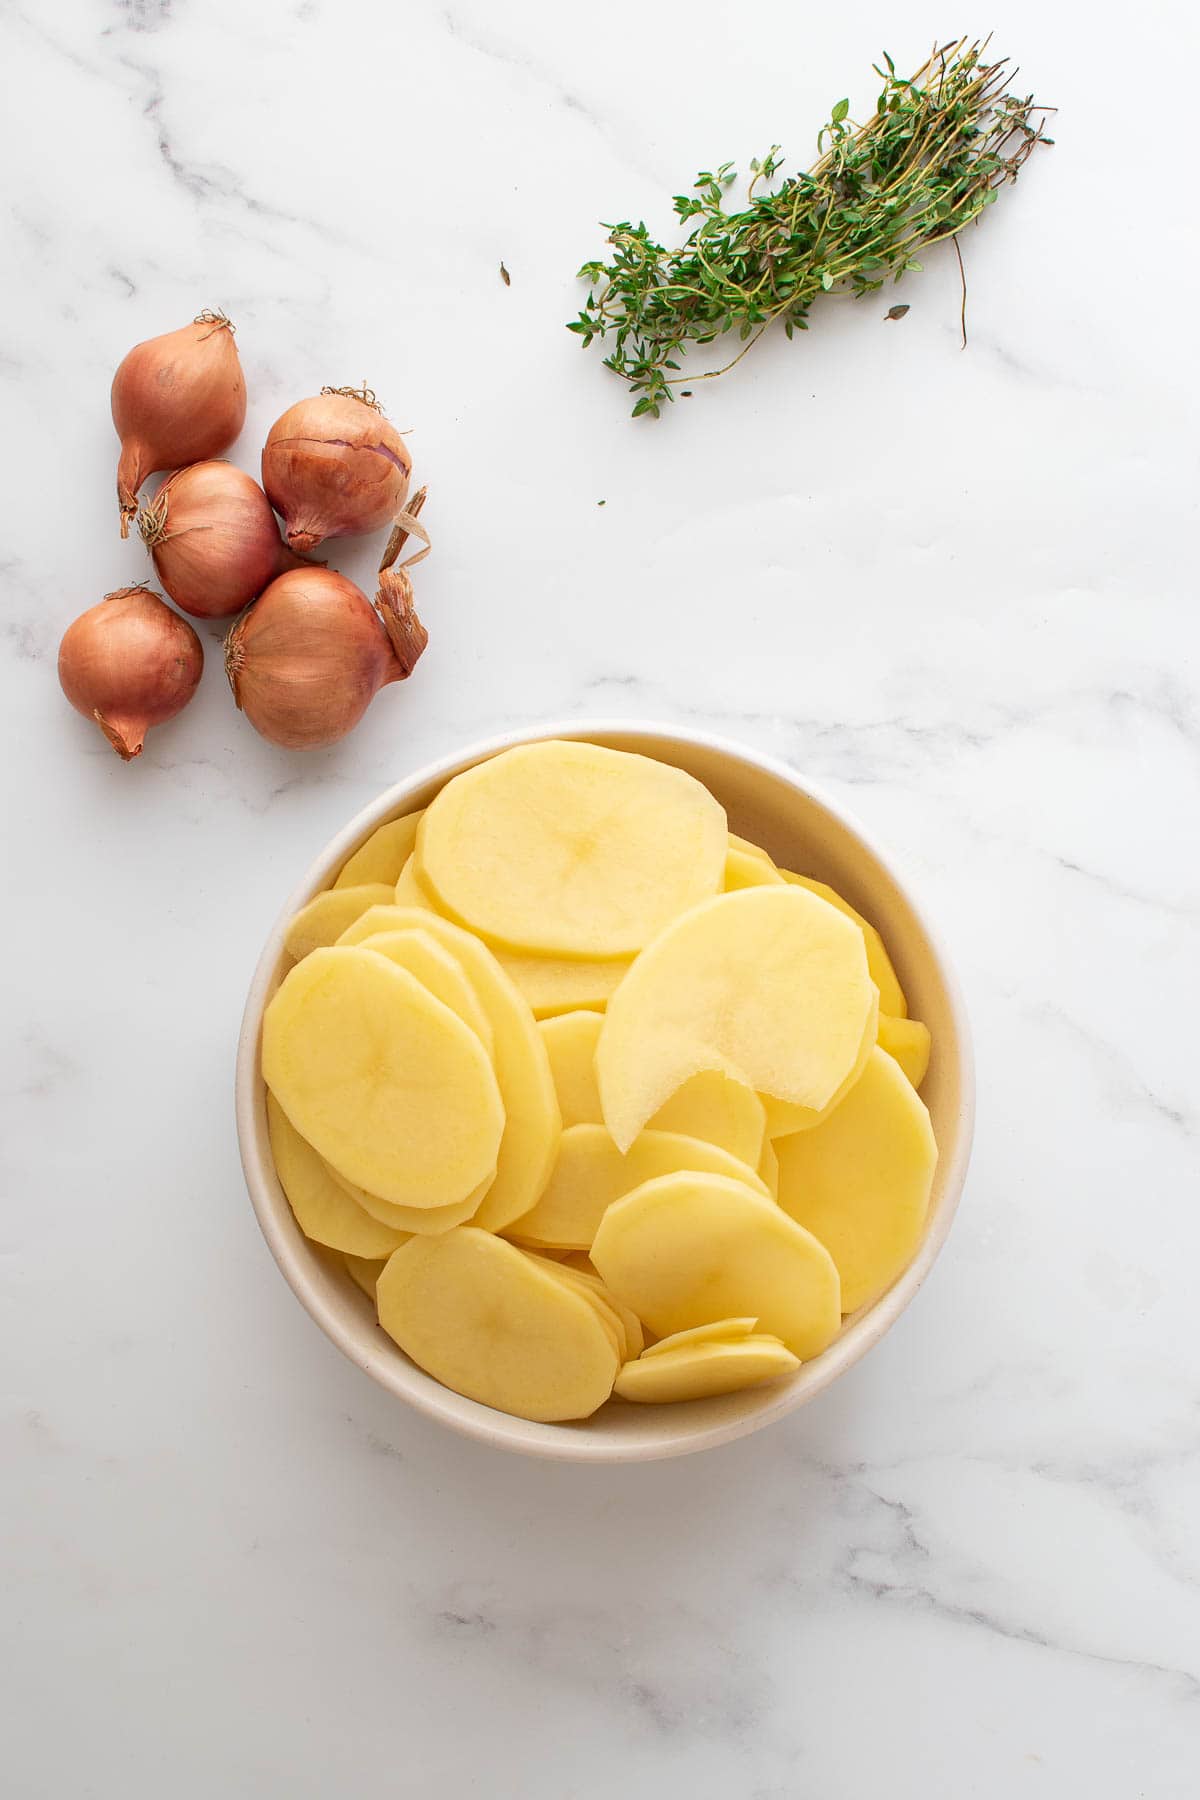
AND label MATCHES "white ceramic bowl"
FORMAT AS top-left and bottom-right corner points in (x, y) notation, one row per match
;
(236, 722), (974, 1462)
